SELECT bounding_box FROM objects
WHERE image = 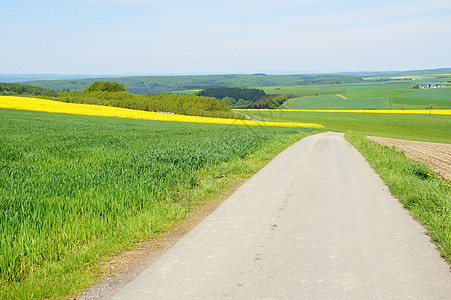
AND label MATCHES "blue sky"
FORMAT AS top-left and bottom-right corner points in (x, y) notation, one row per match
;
(2, 0), (451, 74)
